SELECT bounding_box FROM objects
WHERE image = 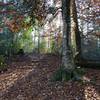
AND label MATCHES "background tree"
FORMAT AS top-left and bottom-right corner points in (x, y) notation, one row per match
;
(76, 0), (100, 62)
